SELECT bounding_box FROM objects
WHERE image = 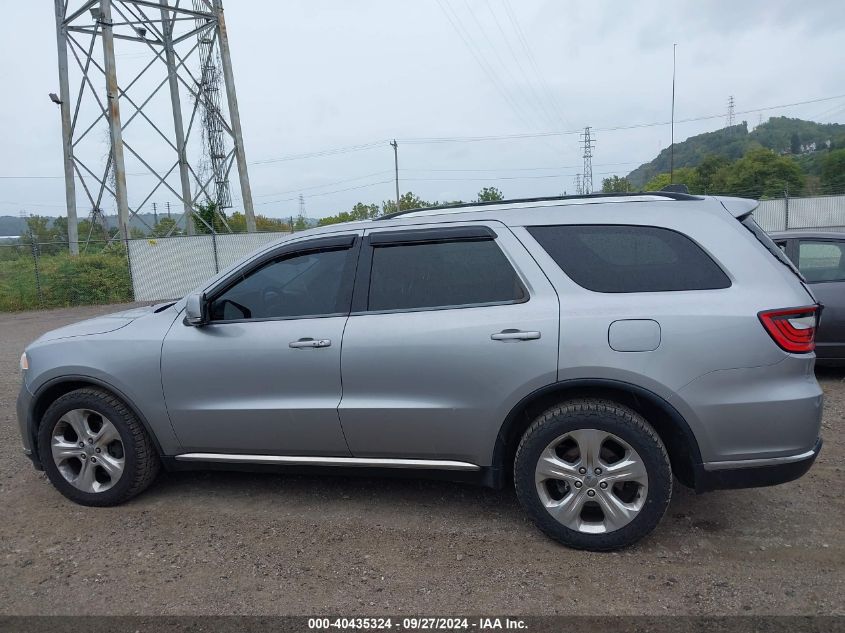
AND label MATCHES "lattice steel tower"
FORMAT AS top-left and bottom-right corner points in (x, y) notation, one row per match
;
(580, 127), (595, 195)
(52, 0), (257, 254)
(726, 95), (736, 128)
